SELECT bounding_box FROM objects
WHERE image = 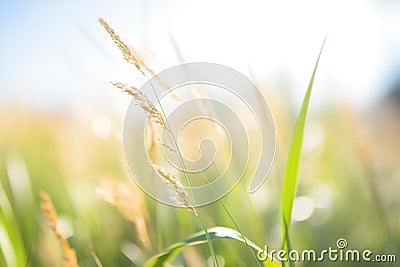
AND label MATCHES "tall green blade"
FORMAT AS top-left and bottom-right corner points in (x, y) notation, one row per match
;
(281, 38), (326, 267)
